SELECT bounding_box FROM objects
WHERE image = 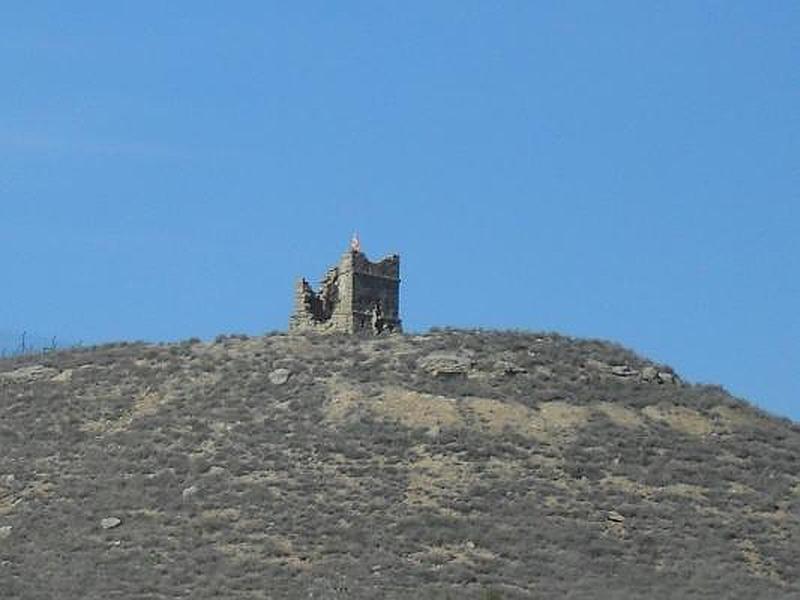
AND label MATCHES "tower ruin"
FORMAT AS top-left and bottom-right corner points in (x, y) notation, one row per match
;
(290, 238), (401, 334)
